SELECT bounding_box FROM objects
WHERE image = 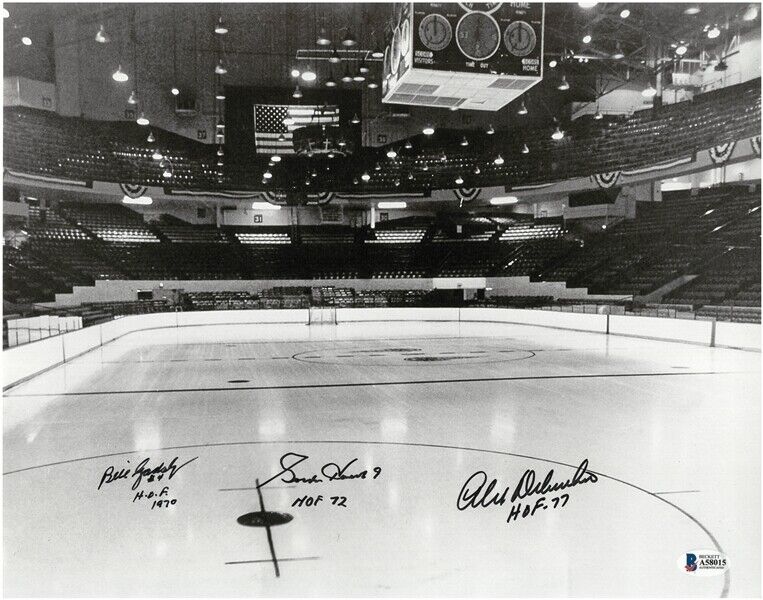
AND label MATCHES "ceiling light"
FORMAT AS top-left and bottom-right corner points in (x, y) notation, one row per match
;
(147, 132), (155, 143)
(216, 91), (226, 100)
(521, 143), (529, 154)
(251, 201), (281, 210)
(342, 32), (357, 47)
(374, 162), (382, 171)
(127, 90), (138, 104)
(325, 75), (337, 87)
(170, 86), (180, 96)
(359, 61), (370, 74)
(21, 36), (32, 46)
(293, 84), (302, 99)
(493, 155), (504, 165)
(112, 65), (128, 82)
(338, 138), (346, 147)
(593, 110), (603, 120)
(578, 1), (598, 7)
(486, 124), (495, 135)
(707, 24), (721, 39)
(215, 59), (227, 75)
(378, 201), (406, 209)
(423, 125), (435, 135)
(271, 155), (282, 163)
(422, 164), (429, 171)
(353, 71), (365, 82)
(490, 196), (519, 205)
(675, 44), (687, 56)
(371, 46), (384, 59)
(351, 113), (360, 124)
(473, 165), (481, 174)
(152, 150), (163, 160)
(460, 136), (469, 146)
(641, 83), (657, 98)
(367, 81), (379, 89)
(386, 148), (397, 158)
(408, 172), (414, 180)
(136, 112), (150, 126)
(558, 75), (570, 90)
(404, 140), (413, 150)
(317, 28), (331, 46)
(612, 43), (624, 59)
(95, 24), (109, 43)
(684, 5), (701, 15)
(455, 175), (464, 185)
(582, 34), (592, 44)
(301, 67), (317, 82)
(216, 121), (225, 130)
(551, 126), (564, 140)
(549, 59), (557, 68)
(361, 172), (371, 181)
(517, 101), (528, 115)
(620, 8), (630, 18)
(263, 170), (273, 179)
(341, 65), (353, 83)
(122, 195), (153, 205)
(214, 17), (228, 35)
(291, 67), (301, 78)
(217, 147), (224, 156)
(329, 47), (341, 63)
(162, 169), (172, 179)
(217, 159), (224, 168)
